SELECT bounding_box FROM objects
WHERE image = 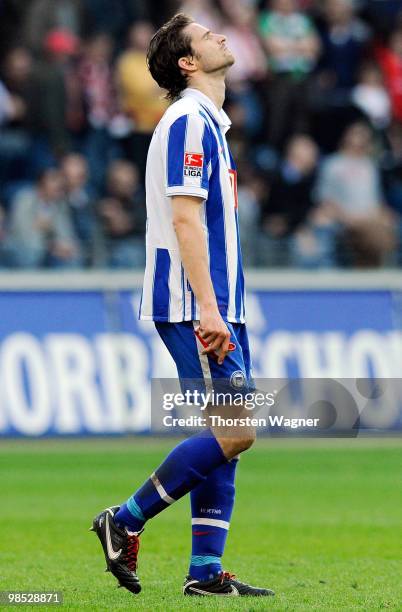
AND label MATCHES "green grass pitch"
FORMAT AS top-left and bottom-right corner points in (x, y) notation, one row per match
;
(1, 437), (401, 610)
